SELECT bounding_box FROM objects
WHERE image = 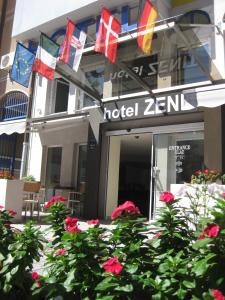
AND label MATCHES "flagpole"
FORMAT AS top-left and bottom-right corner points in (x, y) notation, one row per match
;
(20, 72), (36, 178)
